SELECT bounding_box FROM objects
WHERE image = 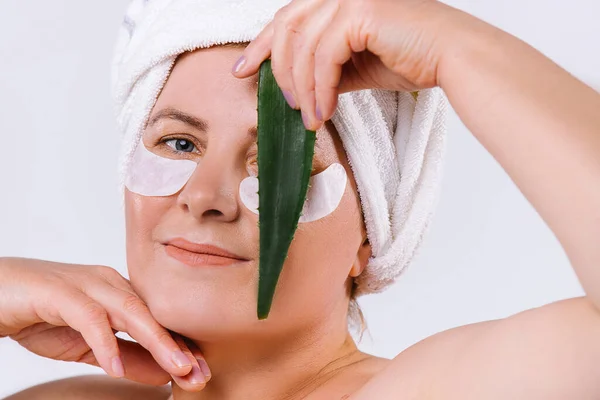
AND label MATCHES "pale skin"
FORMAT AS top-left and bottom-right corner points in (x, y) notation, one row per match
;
(3, 0), (600, 399)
